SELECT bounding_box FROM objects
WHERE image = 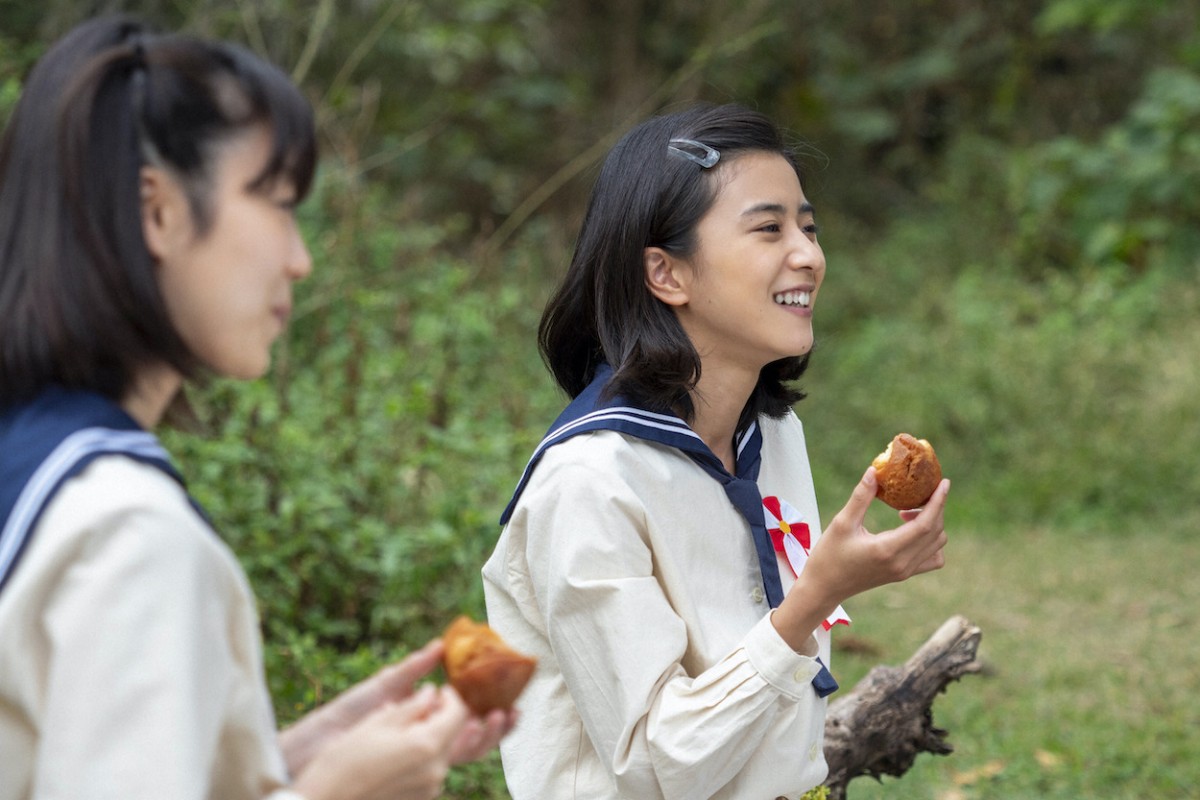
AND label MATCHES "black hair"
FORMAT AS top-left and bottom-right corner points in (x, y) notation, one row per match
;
(538, 103), (810, 432)
(0, 14), (317, 409)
